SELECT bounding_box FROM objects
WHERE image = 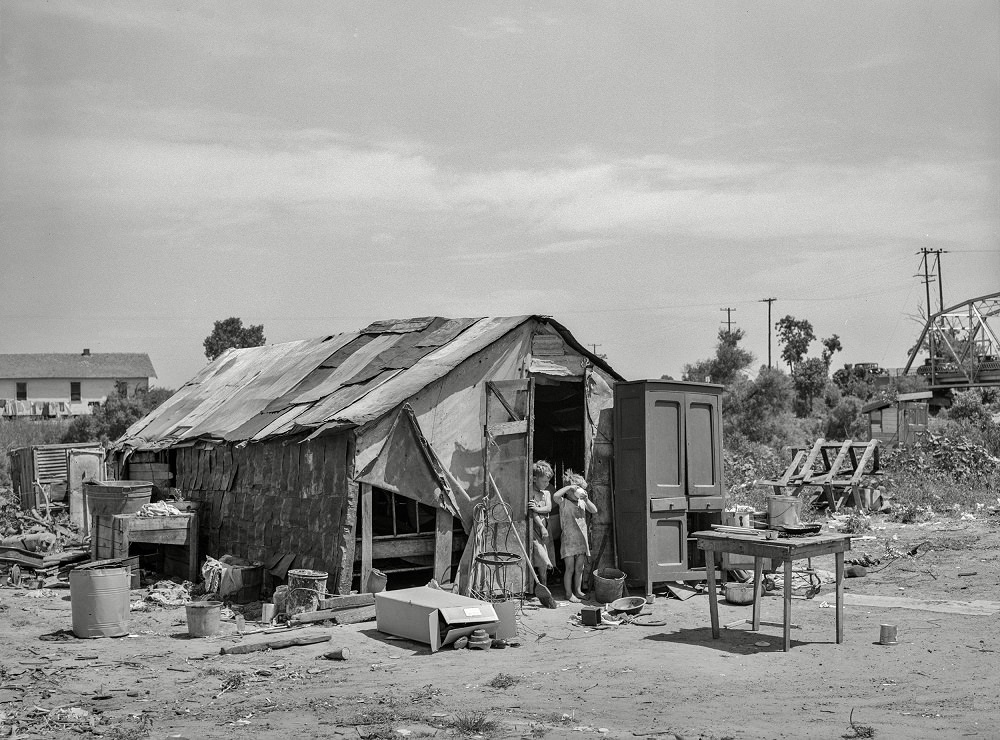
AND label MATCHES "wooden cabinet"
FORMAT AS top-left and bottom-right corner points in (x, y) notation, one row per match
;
(613, 380), (726, 589)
